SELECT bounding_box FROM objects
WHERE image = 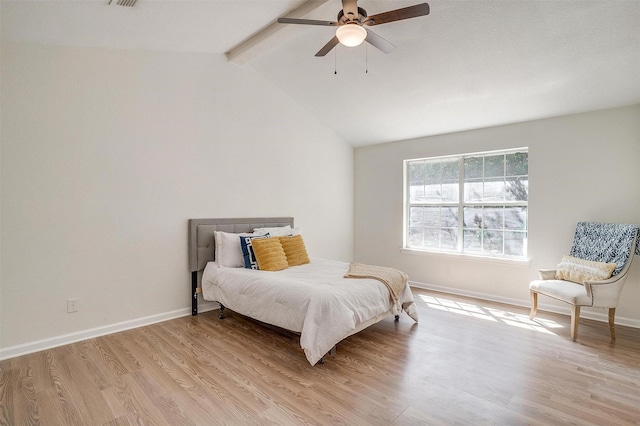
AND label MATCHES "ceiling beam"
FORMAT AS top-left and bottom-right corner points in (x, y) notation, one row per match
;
(226, 0), (329, 65)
